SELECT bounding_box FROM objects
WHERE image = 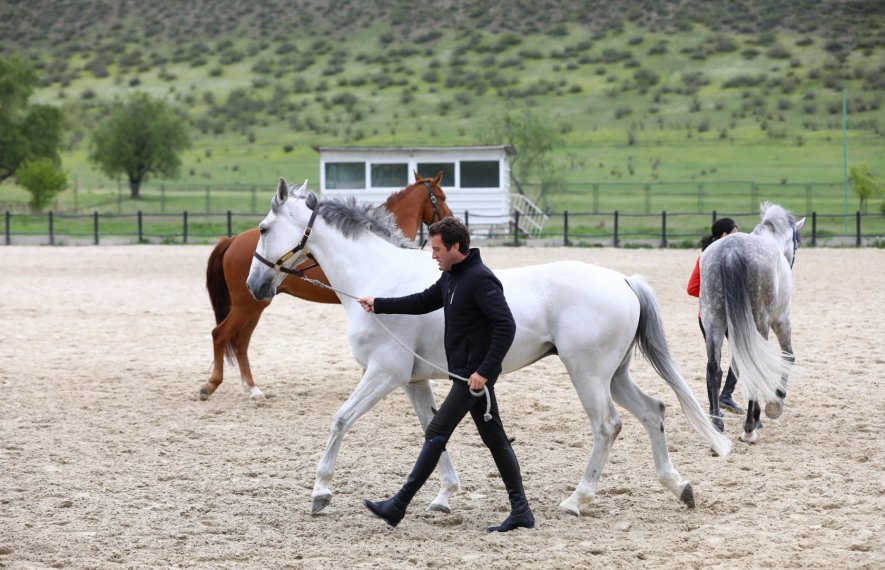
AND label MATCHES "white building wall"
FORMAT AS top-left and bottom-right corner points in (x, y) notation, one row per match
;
(317, 146), (512, 225)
